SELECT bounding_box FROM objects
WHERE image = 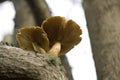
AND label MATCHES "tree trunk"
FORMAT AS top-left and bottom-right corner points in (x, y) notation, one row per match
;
(83, 0), (120, 80)
(0, 44), (68, 80)
(60, 56), (74, 80)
